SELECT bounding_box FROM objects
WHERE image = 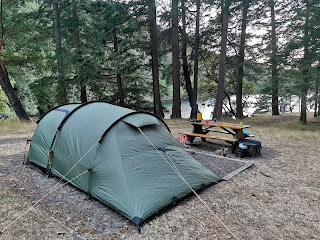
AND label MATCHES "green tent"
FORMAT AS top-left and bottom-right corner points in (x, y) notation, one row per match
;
(28, 101), (220, 228)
